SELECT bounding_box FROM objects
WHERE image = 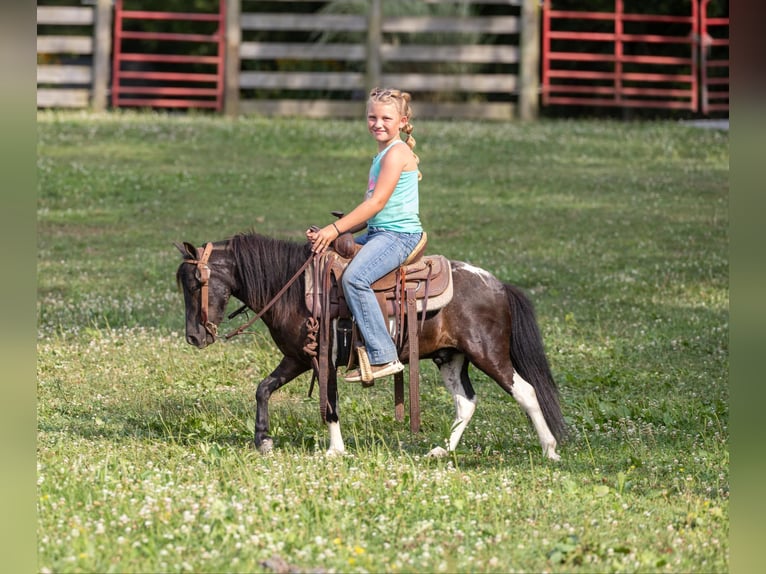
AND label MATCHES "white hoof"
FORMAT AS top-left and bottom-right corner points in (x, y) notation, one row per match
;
(325, 446), (346, 458)
(426, 446), (449, 459)
(544, 447), (561, 461)
(258, 438), (274, 454)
